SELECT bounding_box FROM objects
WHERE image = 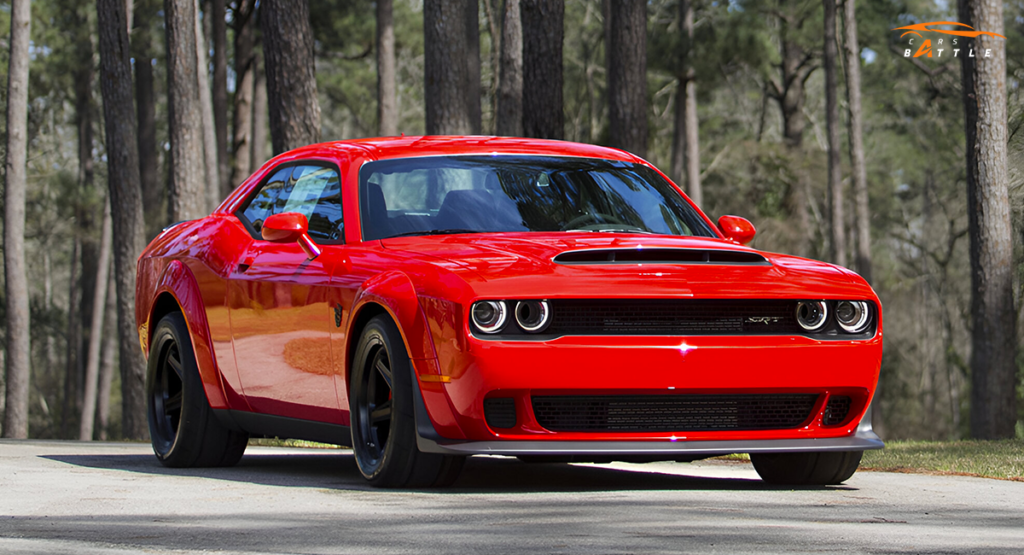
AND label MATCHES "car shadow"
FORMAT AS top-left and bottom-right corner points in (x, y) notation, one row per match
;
(42, 449), (857, 494)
